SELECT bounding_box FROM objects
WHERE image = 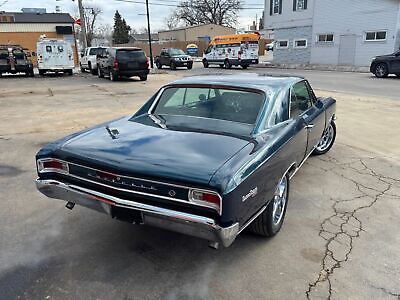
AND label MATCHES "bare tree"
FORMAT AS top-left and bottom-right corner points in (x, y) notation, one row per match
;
(83, 6), (102, 47)
(167, 0), (242, 27)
